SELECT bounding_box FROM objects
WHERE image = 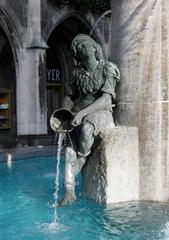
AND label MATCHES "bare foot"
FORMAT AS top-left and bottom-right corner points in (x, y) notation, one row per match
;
(58, 191), (77, 207)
